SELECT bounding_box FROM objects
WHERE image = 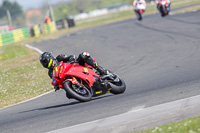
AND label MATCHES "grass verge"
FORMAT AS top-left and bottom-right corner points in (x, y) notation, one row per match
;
(137, 116), (200, 133)
(0, 44), (52, 108)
